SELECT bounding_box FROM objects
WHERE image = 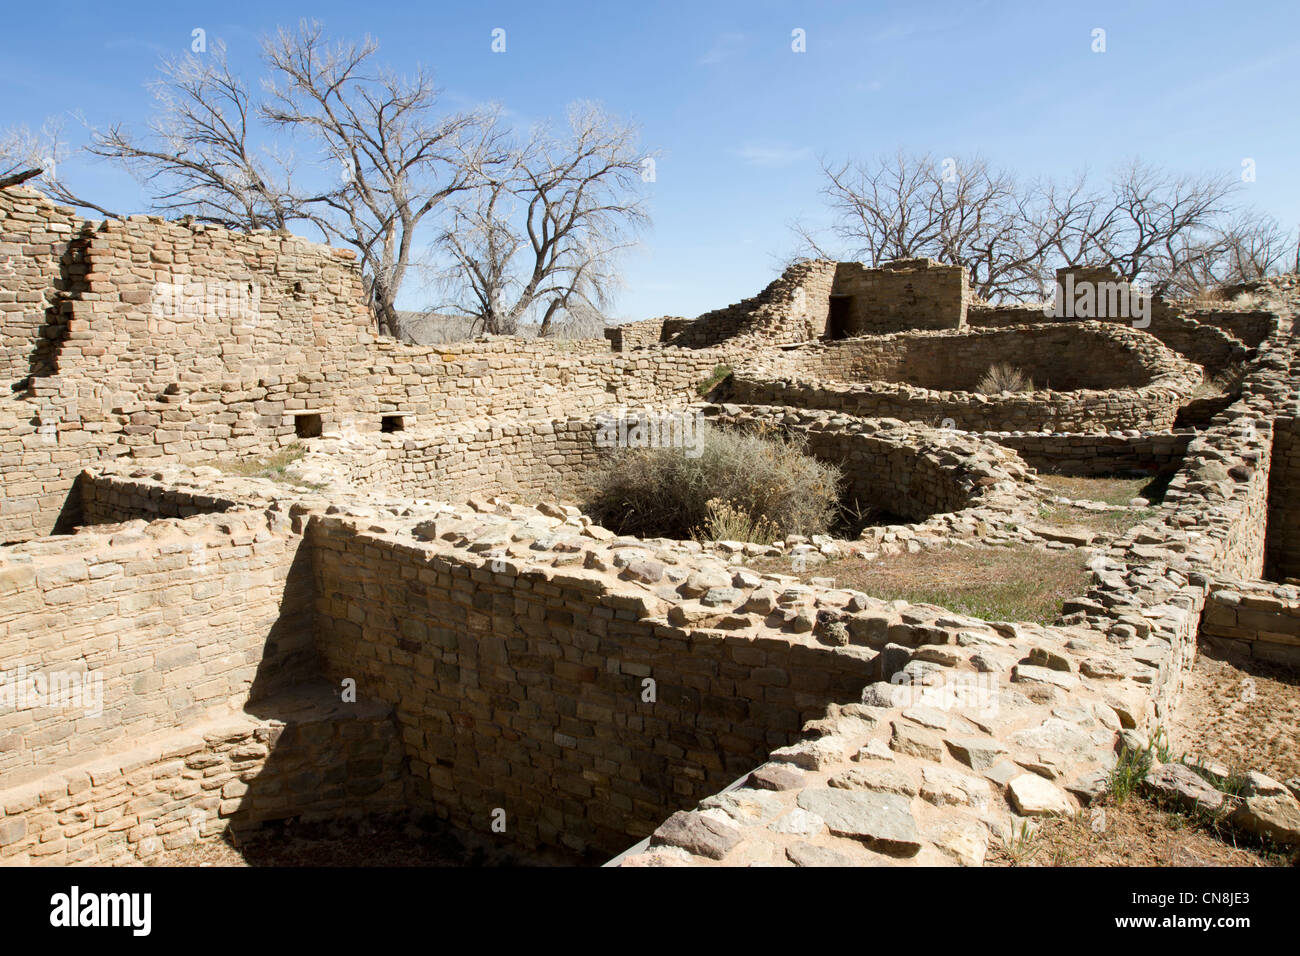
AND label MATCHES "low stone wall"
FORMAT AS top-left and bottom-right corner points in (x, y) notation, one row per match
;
(0, 691), (409, 865)
(667, 260), (837, 349)
(740, 323), (1184, 392)
(705, 404), (1036, 524)
(77, 471), (246, 526)
(728, 323), (1202, 433)
(297, 416), (609, 500)
(1185, 309), (1277, 349)
(309, 515), (878, 855)
(0, 508), (314, 785)
(978, 430), (1194, 477)
(1201, 581), (1300, 667)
